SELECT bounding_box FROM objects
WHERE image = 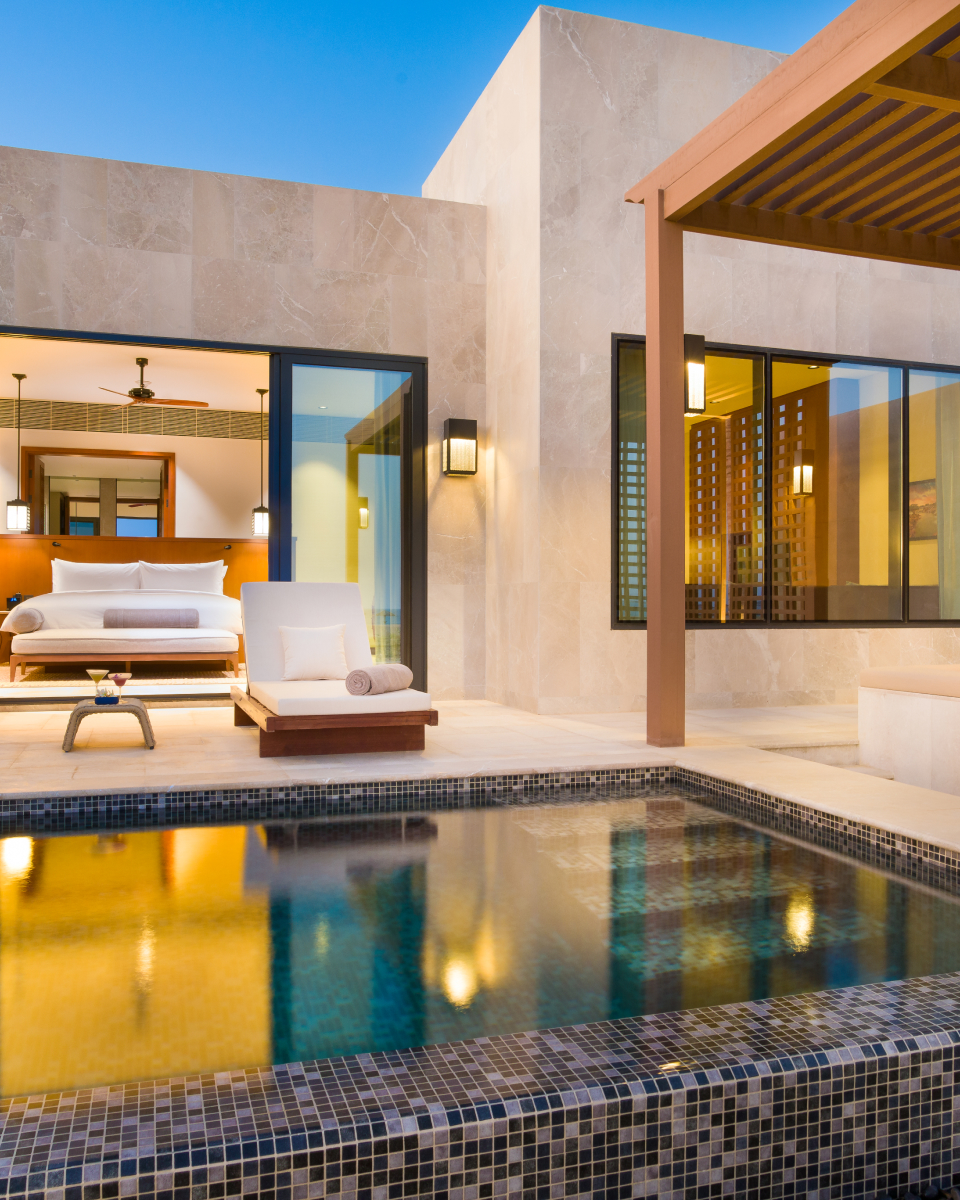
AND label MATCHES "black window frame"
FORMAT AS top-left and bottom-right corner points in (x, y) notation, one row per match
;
(611, 332), (960, 630)
(0, 325), (429, 686)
